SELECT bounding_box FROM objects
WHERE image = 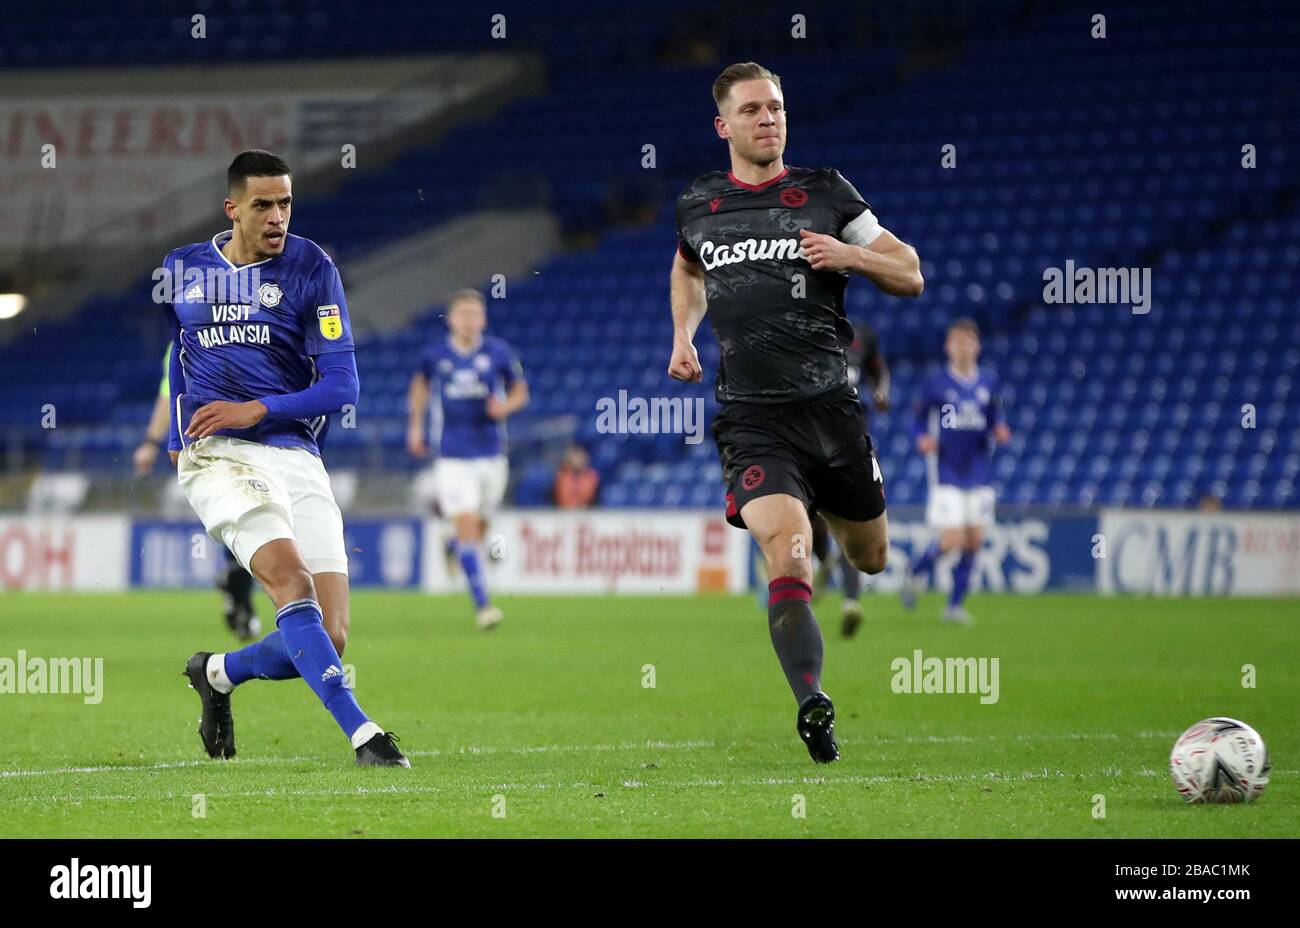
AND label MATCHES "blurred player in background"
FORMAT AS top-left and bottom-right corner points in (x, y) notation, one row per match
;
(407, 289), (528, 629)
(169, 150), (407, 767)
(669, 62), (923, 763)
(830, 317), (890, 638)
(901, 317), (1011, 625)
(135, 347), (261, 640)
